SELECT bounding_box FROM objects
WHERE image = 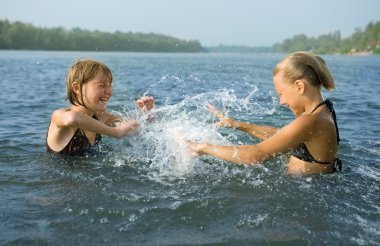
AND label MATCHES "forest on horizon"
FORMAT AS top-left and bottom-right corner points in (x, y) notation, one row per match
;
(208, 21), (380, 54)
(272, 21), (380, 54)
(0, 19), (379, 54)
(0, 19), (203, 52)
